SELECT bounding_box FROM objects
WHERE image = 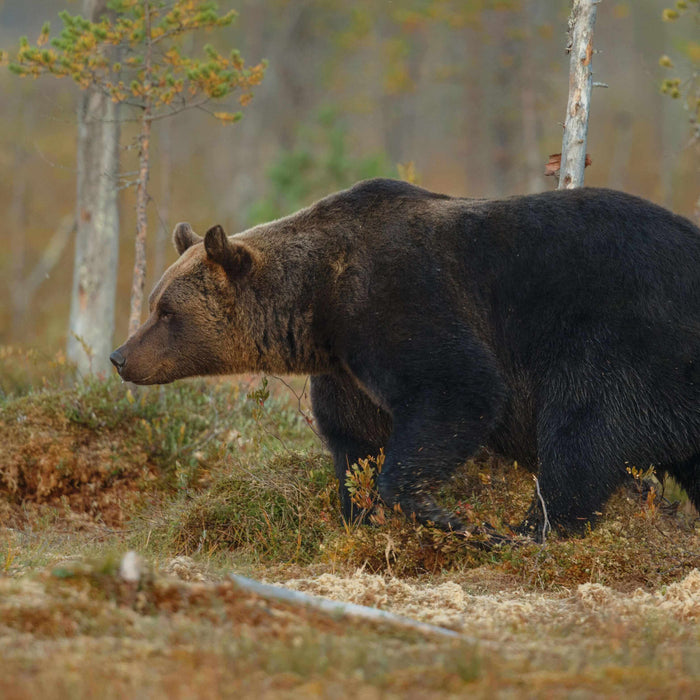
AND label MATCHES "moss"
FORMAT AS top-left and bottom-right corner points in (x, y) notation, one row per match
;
(0, 371), (316, 529)
(170, 451), (337, 563)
